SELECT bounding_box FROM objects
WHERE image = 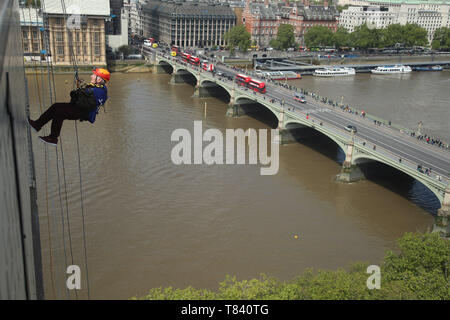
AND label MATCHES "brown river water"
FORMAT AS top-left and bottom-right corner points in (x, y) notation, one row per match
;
(26, 70), (449, 299)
